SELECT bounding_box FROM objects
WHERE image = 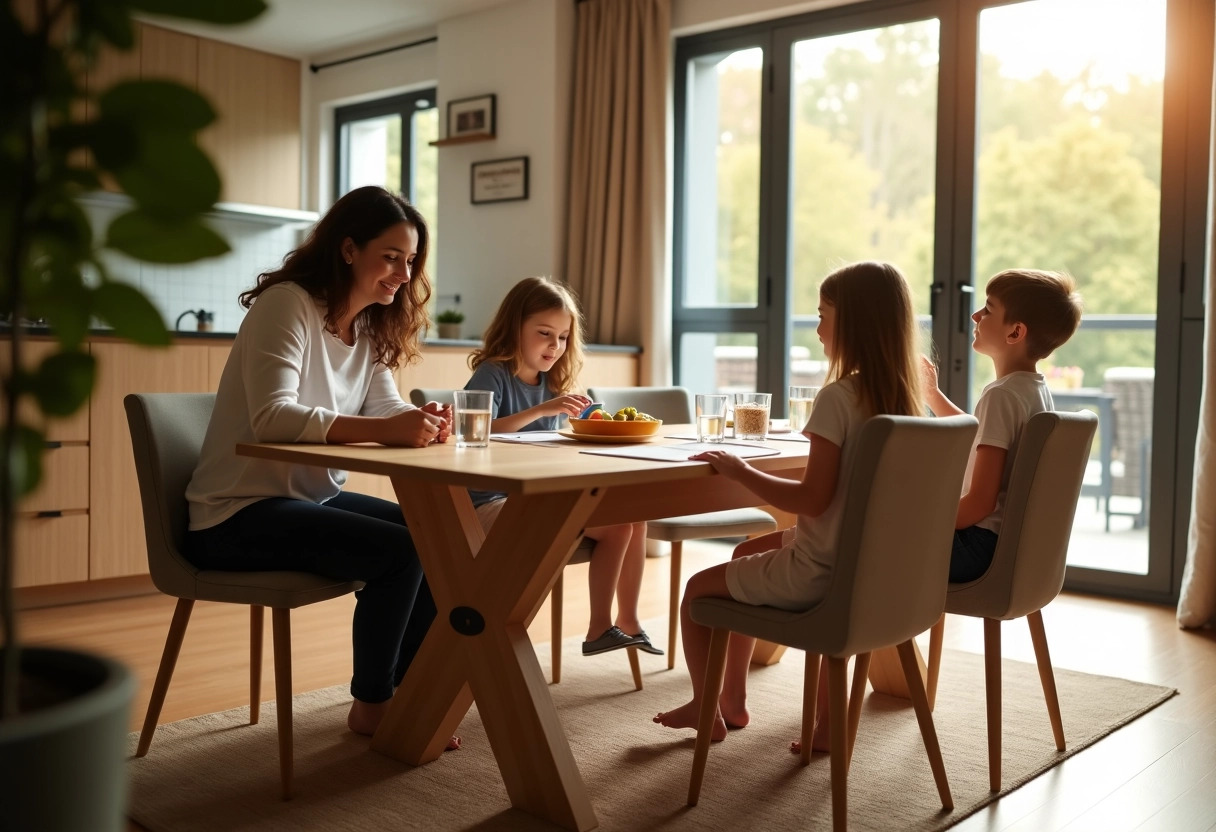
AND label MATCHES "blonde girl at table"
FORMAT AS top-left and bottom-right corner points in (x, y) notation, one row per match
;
(464, 276), (661, 658)
(654, 260), (922, 748)
(185, 186), (458, 742)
